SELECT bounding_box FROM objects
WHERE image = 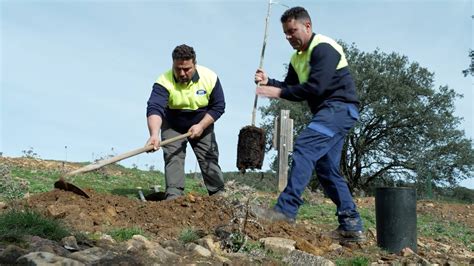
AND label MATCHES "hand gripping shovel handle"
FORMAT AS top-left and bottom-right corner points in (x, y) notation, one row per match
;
(64, 132), (192, 177)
